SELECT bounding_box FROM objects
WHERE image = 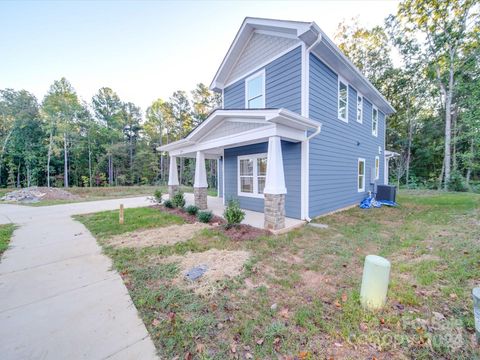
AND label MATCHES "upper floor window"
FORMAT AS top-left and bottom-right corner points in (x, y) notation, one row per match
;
(245, 70), (265, 109)
(338, 78), (348, 122)
(372, 106), (378, 137)
(357, 95), (363, 123)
